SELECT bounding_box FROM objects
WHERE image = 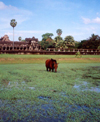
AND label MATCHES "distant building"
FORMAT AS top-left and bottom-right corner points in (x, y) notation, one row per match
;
(0, 35), (11, 42)
(0, 35), (41, 51)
